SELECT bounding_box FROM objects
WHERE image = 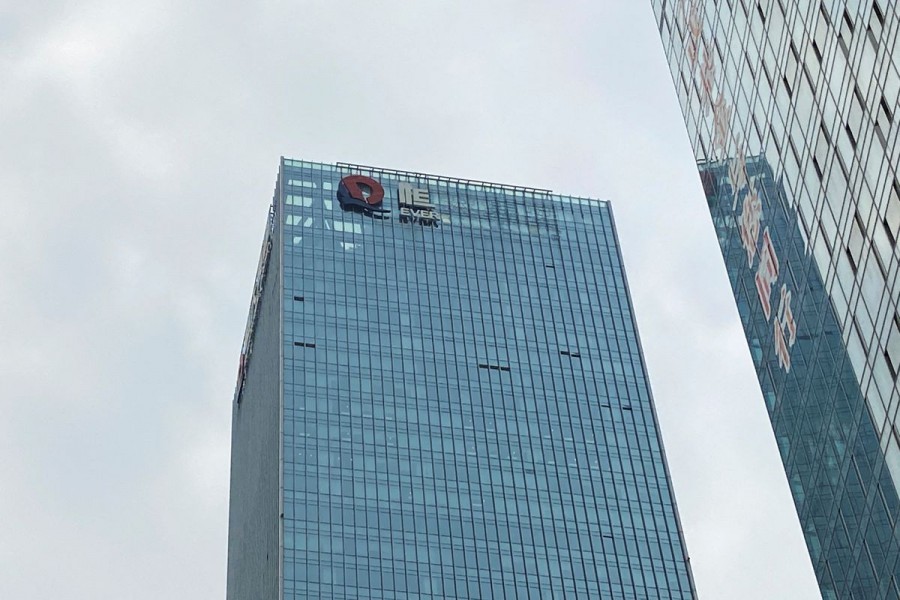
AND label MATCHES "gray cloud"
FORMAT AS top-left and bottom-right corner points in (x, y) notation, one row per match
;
(0, 1), (820, 598)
